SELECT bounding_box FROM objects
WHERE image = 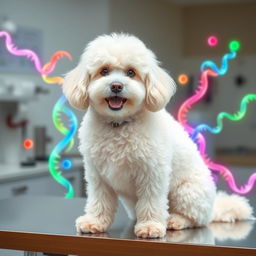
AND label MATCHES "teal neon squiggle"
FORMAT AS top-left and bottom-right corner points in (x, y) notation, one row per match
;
(192, 94), (256, 140)
(48, 95), (78, 198)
